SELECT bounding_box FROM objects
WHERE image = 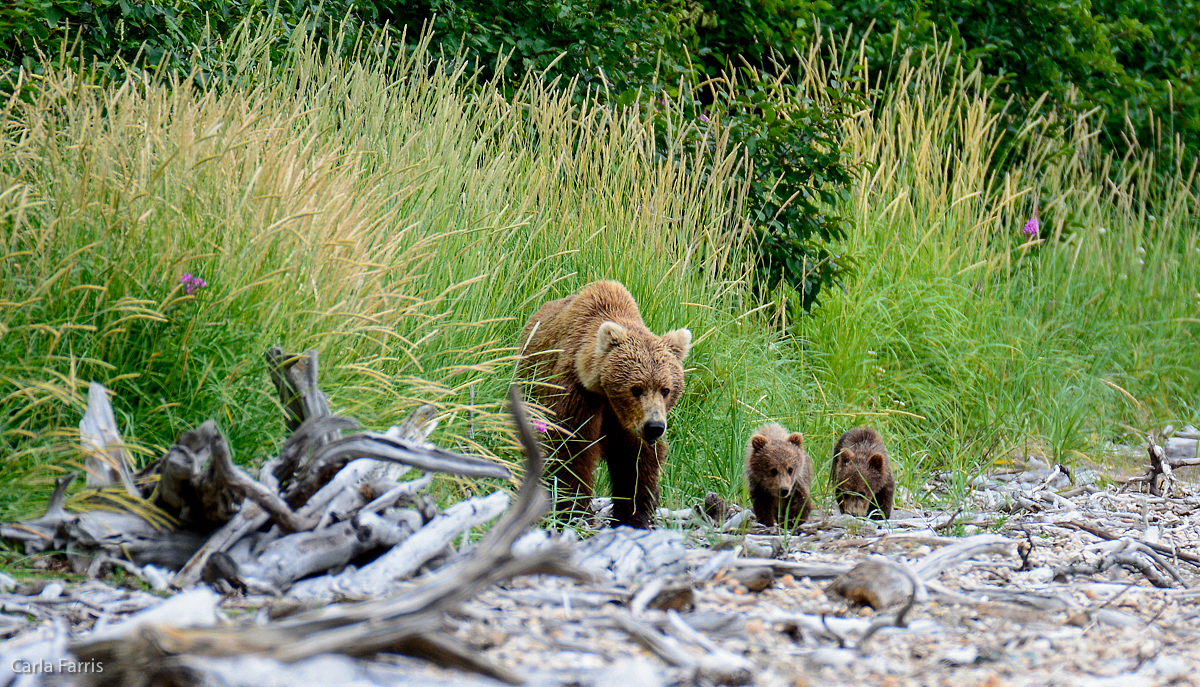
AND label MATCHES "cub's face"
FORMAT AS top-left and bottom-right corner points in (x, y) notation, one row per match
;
(750, 431), (807, 500)
(834, 449), (886, 516)
(595, 322), (691, 443)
